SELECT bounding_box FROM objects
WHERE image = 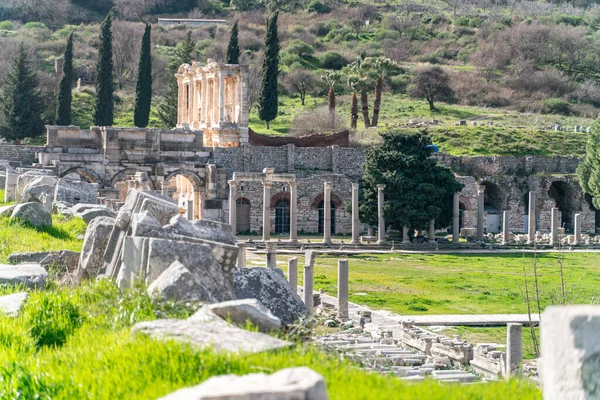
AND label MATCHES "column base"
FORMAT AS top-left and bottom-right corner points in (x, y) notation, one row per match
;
(350, 240), (360, 246)
(376, 240), (385, 245)
(323, 239), (332, 245)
